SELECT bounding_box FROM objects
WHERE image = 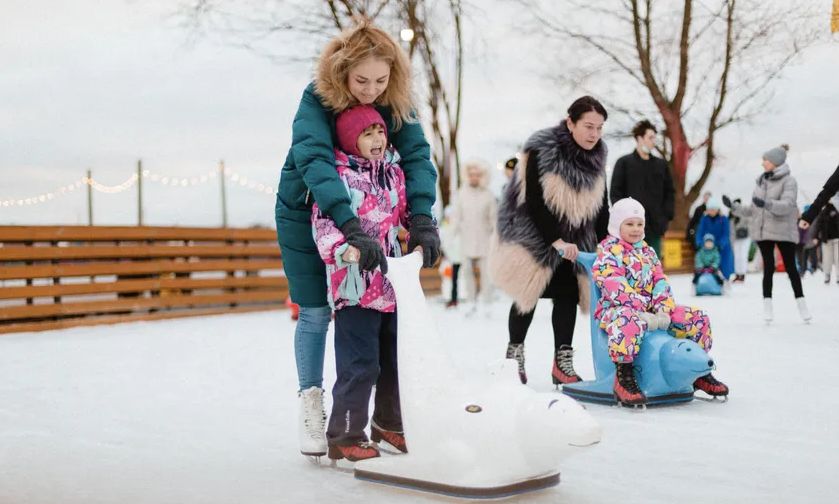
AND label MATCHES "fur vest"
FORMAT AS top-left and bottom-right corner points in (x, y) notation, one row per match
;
(489, 122), (608, 313)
